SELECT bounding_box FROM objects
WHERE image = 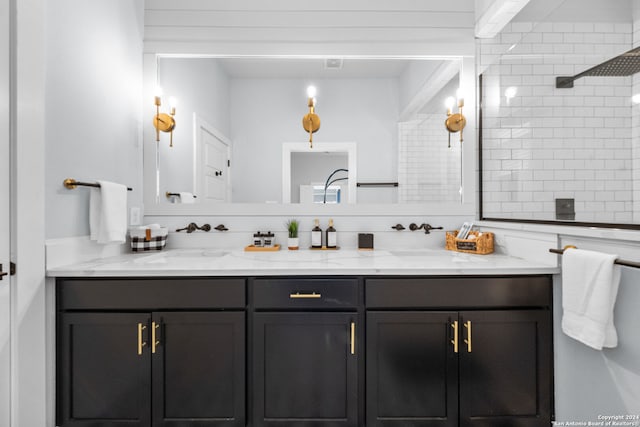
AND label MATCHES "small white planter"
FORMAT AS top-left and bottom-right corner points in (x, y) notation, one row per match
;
(287, 237), (299, 250)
